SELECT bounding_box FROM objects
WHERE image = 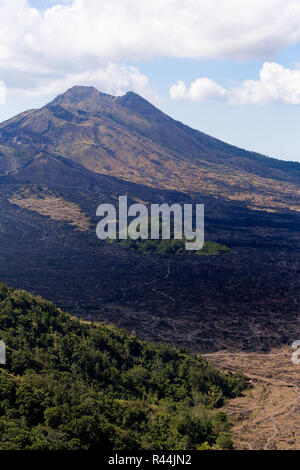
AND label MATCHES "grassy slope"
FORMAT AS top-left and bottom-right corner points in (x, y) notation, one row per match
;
(0, 284), (247, 450)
